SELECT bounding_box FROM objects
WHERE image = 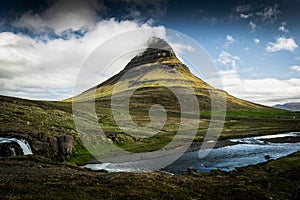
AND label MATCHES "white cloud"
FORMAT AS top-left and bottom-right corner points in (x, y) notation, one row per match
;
(266, 37), (298, 52)
(226, 35), (234, 43)
(170, 43), (195, 54)
(256, 4), (281, 22)
(14, 0), (105, 34)
(210, 50), (300, 106)
(216, 51), (240, 70)
(254, 38), (260, 44)
(222, 34), (235, 48)
(278, 22), (289, 33)
(249, 21), (256, 32)
(240, 13), (252, 19)
(290, 65), (300, 72)
(0, 20), (166, 100)
(208, 68), (300, 106)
